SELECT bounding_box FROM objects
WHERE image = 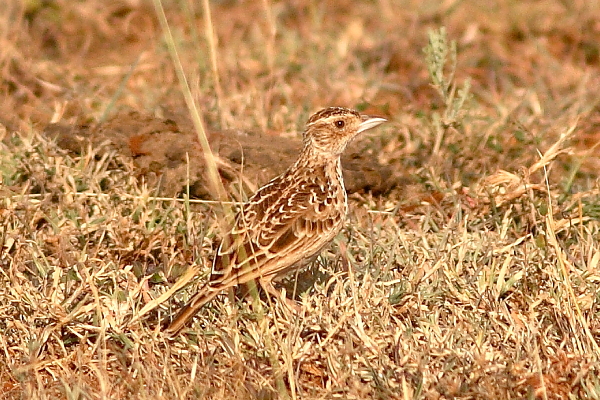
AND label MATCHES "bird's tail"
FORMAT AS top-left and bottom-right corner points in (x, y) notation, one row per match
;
(164, 287), (221, 336)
